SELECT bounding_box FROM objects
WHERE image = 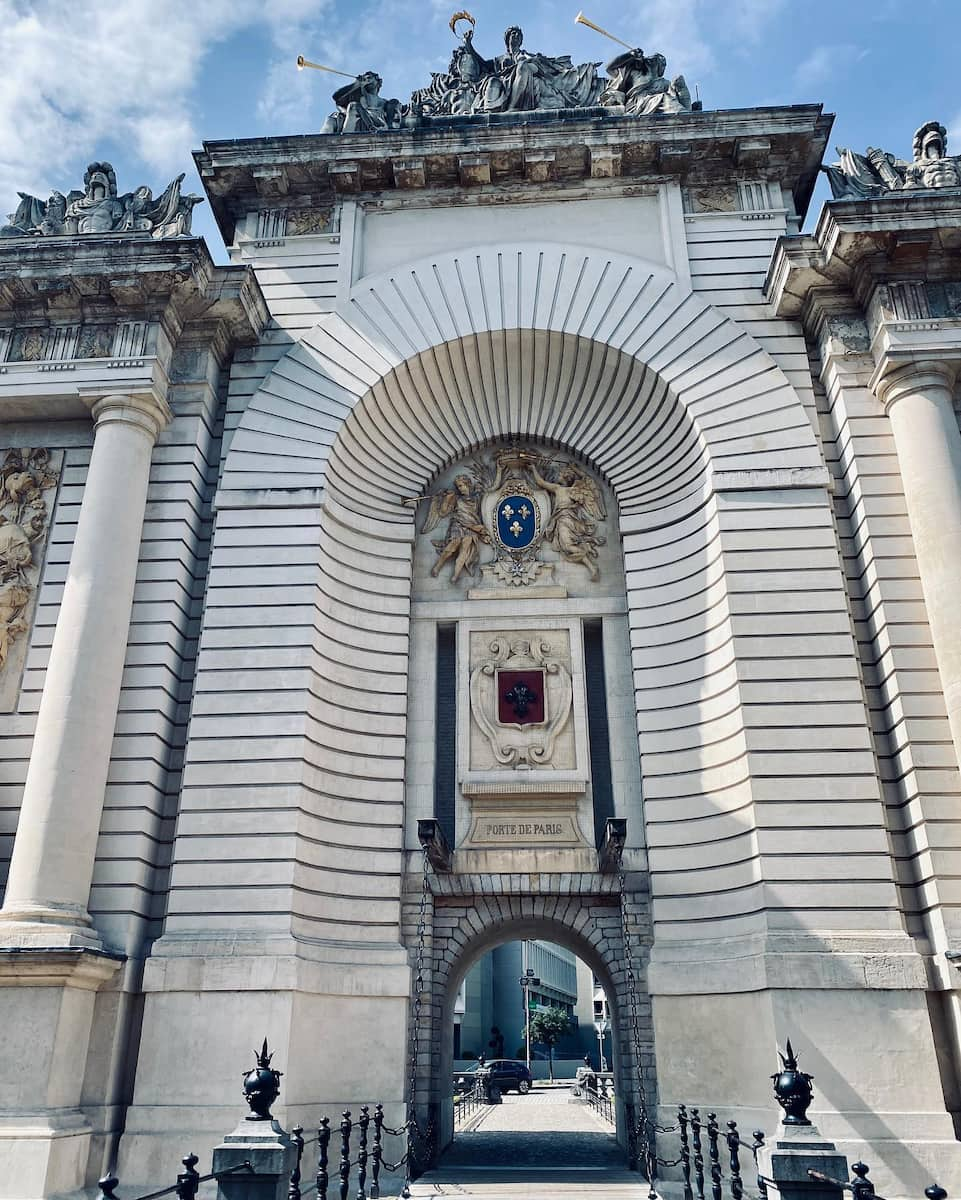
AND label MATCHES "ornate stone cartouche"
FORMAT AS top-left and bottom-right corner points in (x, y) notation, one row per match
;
(1, 161), (202, 240)
(823, 120), (961, 199)
(243, 1038), (283, 1121)
(771, 1039), (814, 1126)
(318, 15), (693, 134)
(406, 447), (606, 588)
